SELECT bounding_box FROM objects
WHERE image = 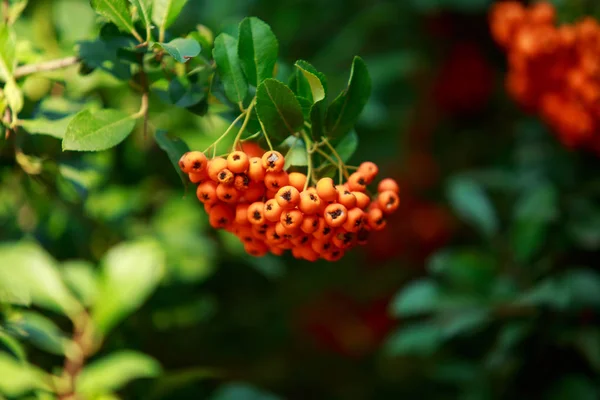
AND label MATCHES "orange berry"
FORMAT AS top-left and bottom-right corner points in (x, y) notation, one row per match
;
(235, 225), (255, 244)
(264, 199), (283, 222)
(529, 1), (555, 25)
(189, 170), (207, 184)
(262, 151), (285, 172)
(322, 249), (344, 262)
(313, 217), (335, 241)
(299, 188), (322, 215)
(227, 151), (250, 174)
(278, 240), (294, 250)
(216, 183), (240, 204)
(302, 247), (319, 262)
(347, 172), (368, 192)
(207, 157), (228, 181)
(367, 207), (387, 231)
(342, 208), (366, 233)
(357, 228), (369, 245)
(316, 177), (337, 202)
(243, 182), (265, 203)
(247, 202), (266, 225)
(266, 189), (278, 200)
(301, 214), (320, 234)
(252, 223), (270, 238)
(311, 239), (333, 254)
(358, 161), (379, 182)
(291, 246), (304, 259)
(378, 178), (399, 194)
(265, 225), (285, 245)
(248, 157), (266, 182)
(196, 181), (218, 205)
(291, 233), (311, 247)
(235, 204), (250, 225)
(288, 172), (307, 192)
(208, 204), (234, 229)
(354, 191), (370, 209)
(217, 169), (235, 185)
(244, 241), (268, 257)
(179, 151), (207, 174)
(264, 171), (289, 191)
(275, 222), (295, 240)
(270, 246), (285, 256)
(234, 174), (250, 191)
(275, 186), (300, 209)
(323, 203), (348, 228)
(378, 191), (400, 214)
(337, 187), (357, 209)
(280, 209), (303, 231)
(332, 231), (355, 250)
